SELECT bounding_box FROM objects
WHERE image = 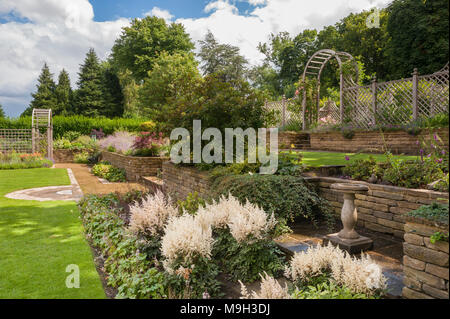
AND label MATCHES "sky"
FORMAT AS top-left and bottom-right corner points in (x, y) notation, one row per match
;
(0, 0), (392, 117)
